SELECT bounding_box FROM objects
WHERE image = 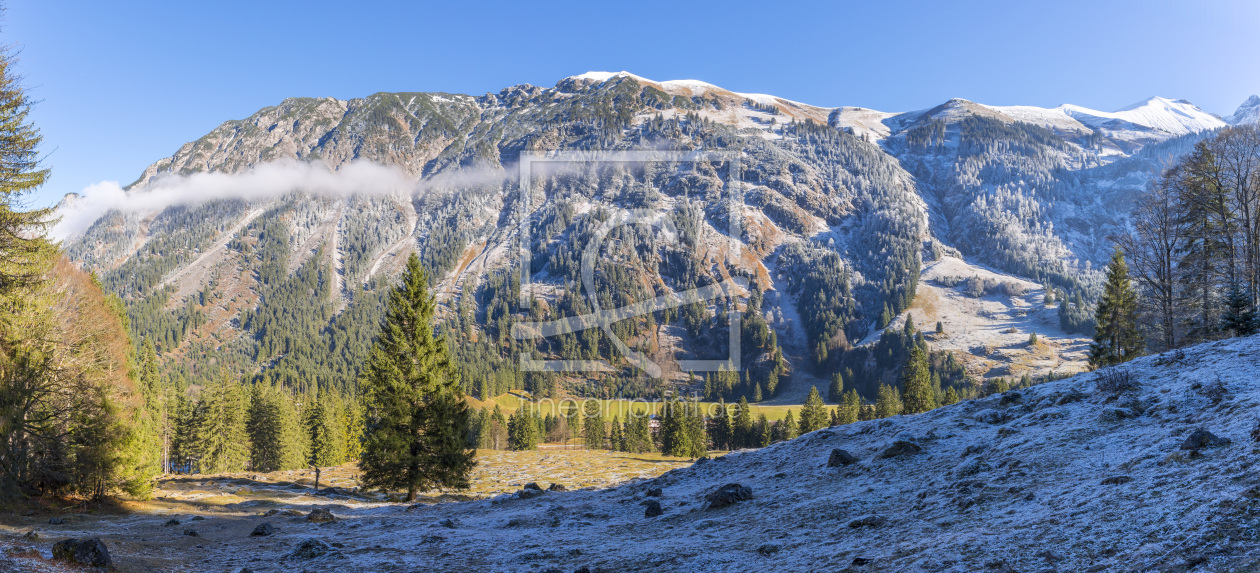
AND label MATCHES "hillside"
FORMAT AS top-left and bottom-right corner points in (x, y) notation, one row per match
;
(56, 71), (1258, 403)
(5, 335), (1257, 572)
